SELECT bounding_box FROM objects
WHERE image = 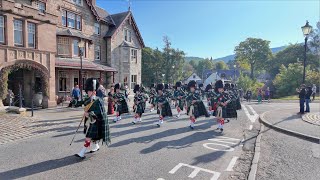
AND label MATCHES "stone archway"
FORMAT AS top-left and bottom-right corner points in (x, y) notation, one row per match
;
(0, 60), (50, 108)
